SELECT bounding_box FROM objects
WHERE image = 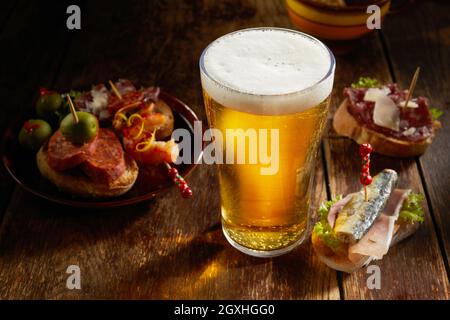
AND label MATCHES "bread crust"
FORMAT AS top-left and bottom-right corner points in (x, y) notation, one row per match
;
(312, 220), (420, 273)
(333, 99), (434, 158)
(311, 233), (371, 273)
(37, 145), (138, 198)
